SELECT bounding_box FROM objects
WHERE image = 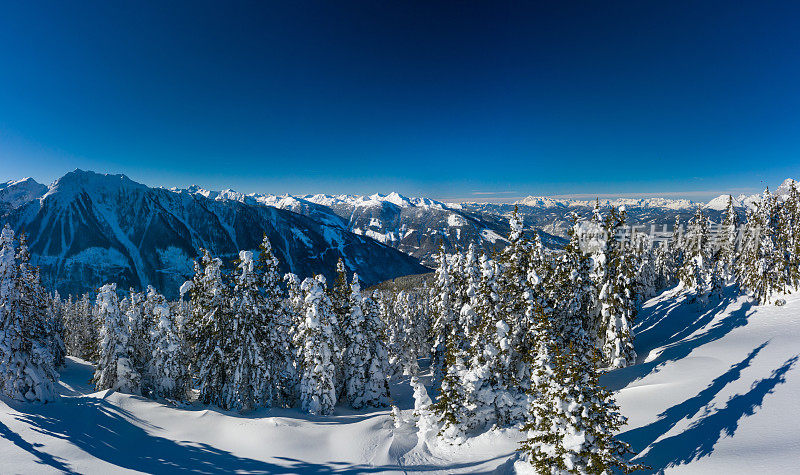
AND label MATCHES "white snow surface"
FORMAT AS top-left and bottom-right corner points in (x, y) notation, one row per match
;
(2, 285), (800, 473)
